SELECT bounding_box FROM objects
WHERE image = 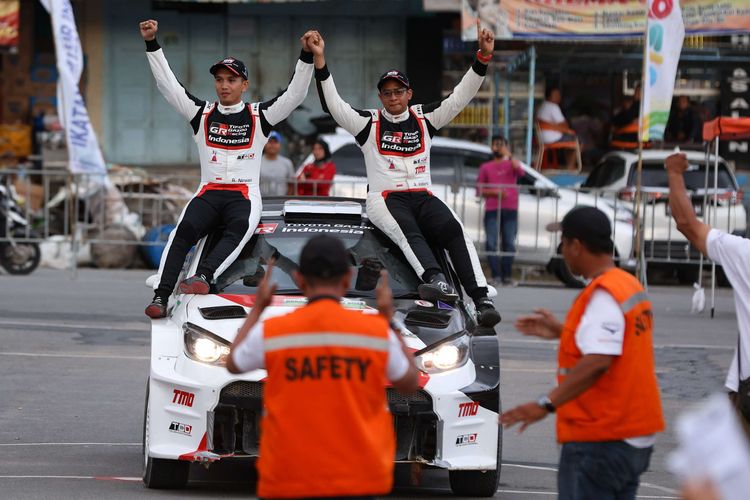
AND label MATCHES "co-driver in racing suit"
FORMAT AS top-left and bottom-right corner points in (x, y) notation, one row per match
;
(308, 24), (500, 328)
(139, 20), (314, 318)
